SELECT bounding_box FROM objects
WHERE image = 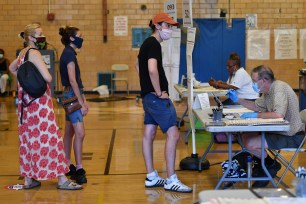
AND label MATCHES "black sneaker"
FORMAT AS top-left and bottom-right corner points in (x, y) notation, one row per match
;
(65, 164), (77, 180)
(252, 159), (262, 178)
(75, 168), (87, 184)
(252, 160), (281, 188)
